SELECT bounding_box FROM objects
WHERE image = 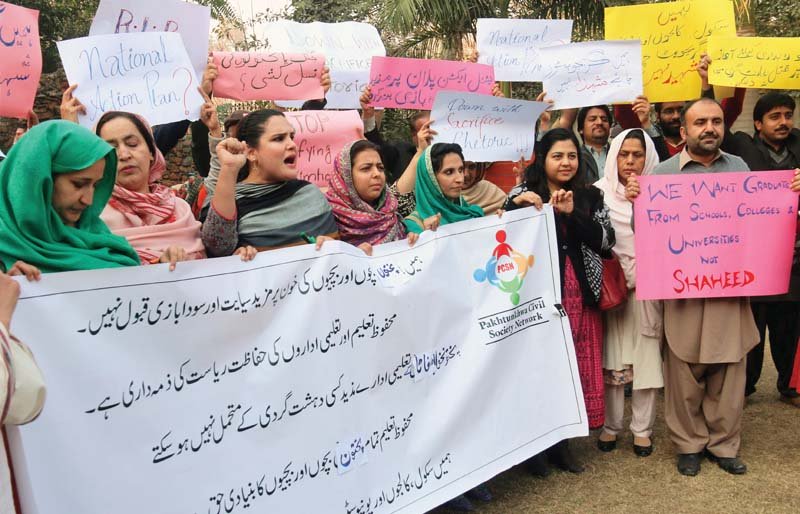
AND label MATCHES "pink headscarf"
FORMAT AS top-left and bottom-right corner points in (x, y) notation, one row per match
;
(325, 141), (406, 246)
(101, 114), (205, 263)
